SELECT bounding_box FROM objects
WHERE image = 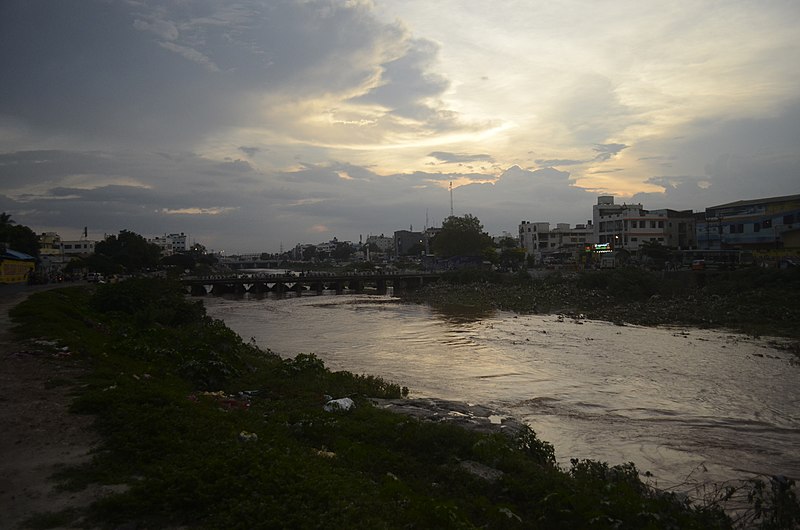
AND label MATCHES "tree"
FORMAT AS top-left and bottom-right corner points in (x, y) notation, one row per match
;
(302, 245), (317, 261)
(431, 214), (493, 258)
(0, 213), (40, 257)
(0, 212), (16, 227)
(95, 230), (161, 273)
(332, 242), (353, 261)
